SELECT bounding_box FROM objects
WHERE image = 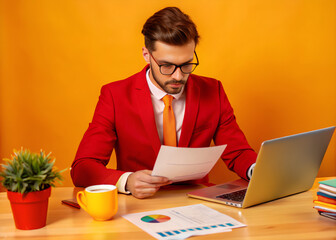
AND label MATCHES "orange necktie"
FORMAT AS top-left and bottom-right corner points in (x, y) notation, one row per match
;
(162, 95), (177, 146)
